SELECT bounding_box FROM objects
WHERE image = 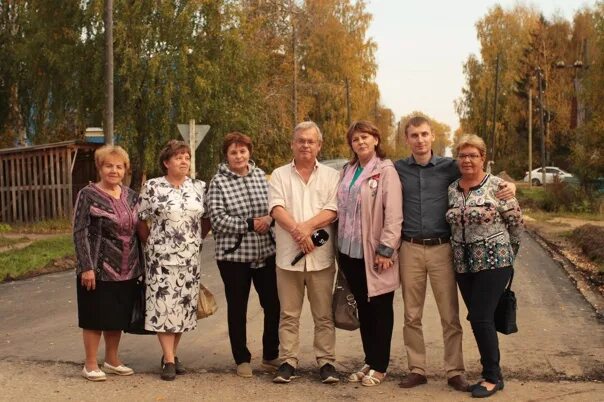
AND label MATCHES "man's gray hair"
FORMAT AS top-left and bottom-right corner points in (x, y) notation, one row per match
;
(293, 121), (323, 142)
